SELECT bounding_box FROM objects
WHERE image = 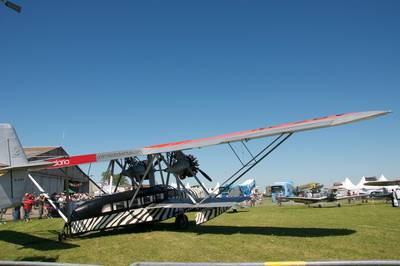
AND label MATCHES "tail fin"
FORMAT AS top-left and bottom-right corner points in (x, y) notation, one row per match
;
(0, 124), (29, 208)
(0, 124), (28, 167)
